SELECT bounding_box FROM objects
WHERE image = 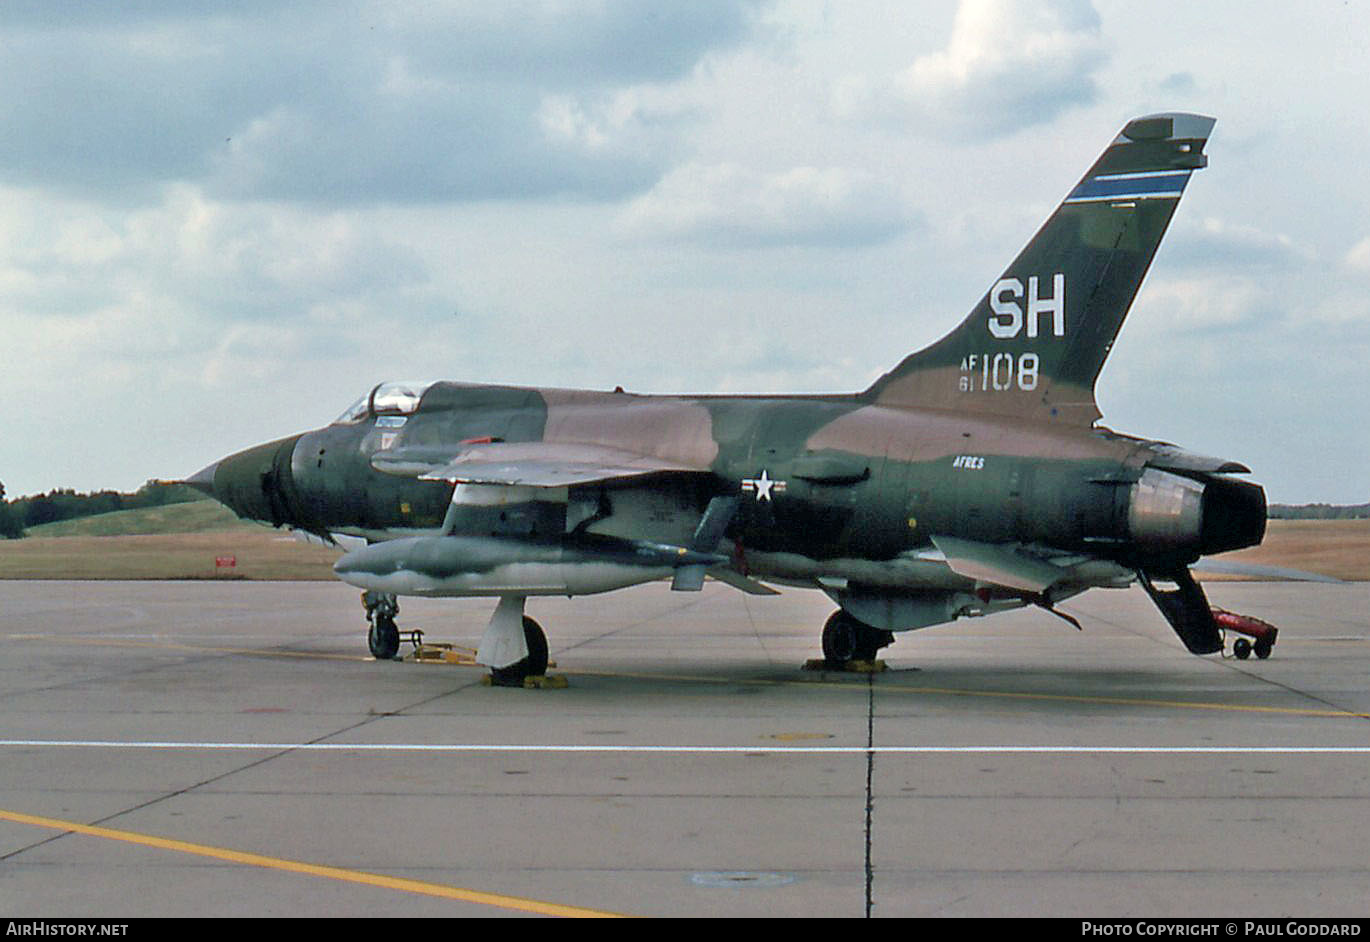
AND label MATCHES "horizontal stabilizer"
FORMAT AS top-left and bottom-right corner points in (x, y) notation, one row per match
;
(1193, 559), (1343, 584)
(1145, 445), (1251, 475)
(930, 535), (1066, 594)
